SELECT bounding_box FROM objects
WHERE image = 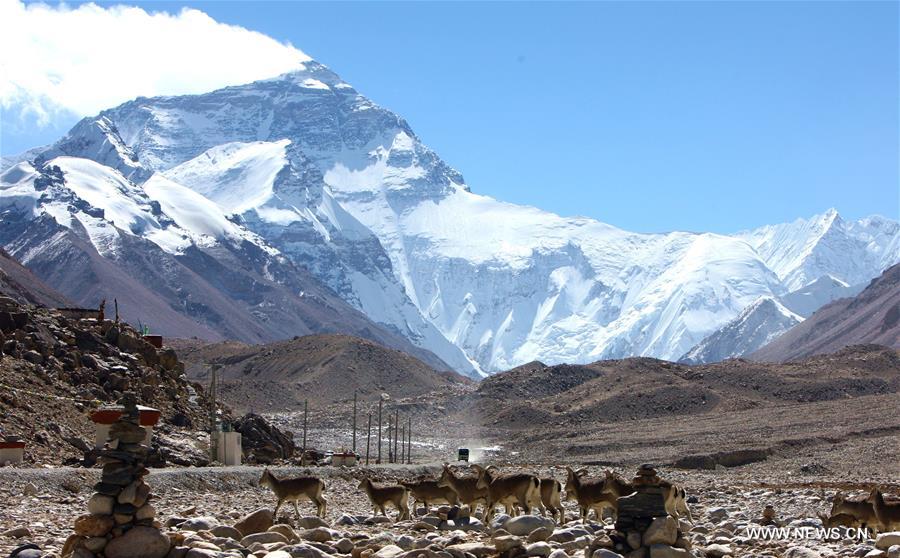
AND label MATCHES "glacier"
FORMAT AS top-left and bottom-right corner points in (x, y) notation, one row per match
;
(3, 59), (899, 375)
